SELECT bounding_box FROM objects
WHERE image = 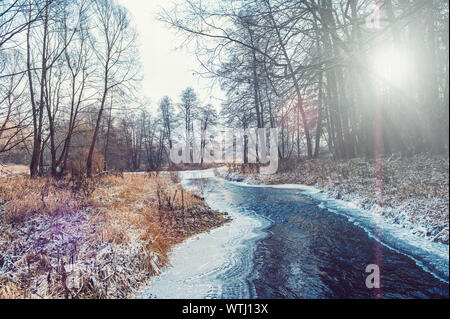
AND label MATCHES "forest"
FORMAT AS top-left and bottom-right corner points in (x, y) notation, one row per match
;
(1, 0), (448, 177)
(159, 0), (449, 161)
